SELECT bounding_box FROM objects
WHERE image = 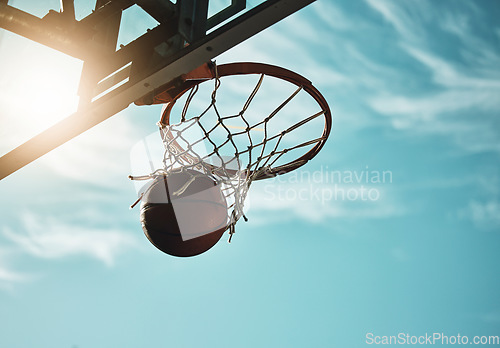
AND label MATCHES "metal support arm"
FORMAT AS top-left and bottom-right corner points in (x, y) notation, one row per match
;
(0, 0), (315, 180)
